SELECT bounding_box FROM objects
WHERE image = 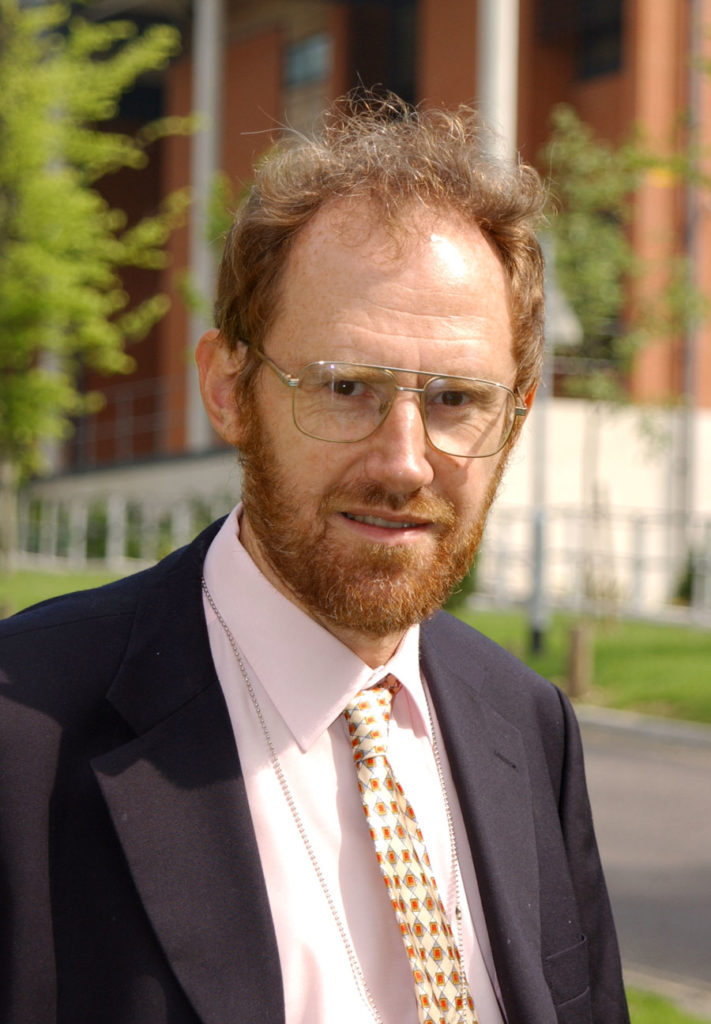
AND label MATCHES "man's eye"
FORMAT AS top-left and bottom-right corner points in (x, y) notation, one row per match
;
(429, 387), (477, 409)
(436, 389), (471, 407)
(330, 378), (367, 397)
(429, 381), (499, 411)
